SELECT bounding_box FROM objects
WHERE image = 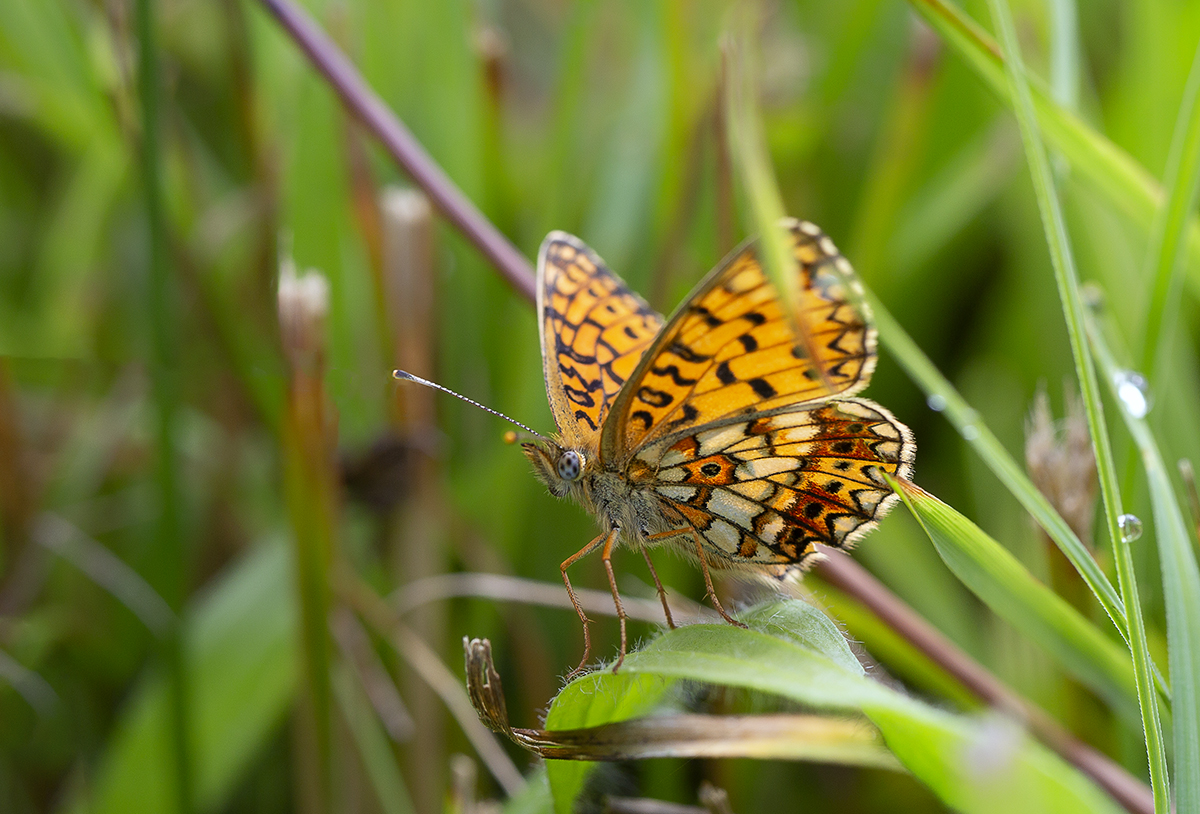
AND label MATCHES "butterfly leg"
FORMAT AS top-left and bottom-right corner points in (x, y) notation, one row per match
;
(600, 531), (628, 673)
(640, 549), (676, 630)
(689, 529), (747, 629)
(561, 530), (610, 679)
